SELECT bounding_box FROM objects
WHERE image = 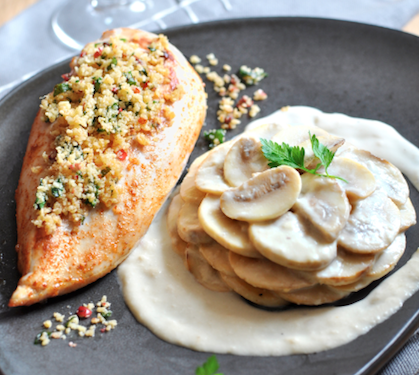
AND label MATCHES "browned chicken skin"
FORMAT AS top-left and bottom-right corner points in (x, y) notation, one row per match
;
(10, 28), (206, 306)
